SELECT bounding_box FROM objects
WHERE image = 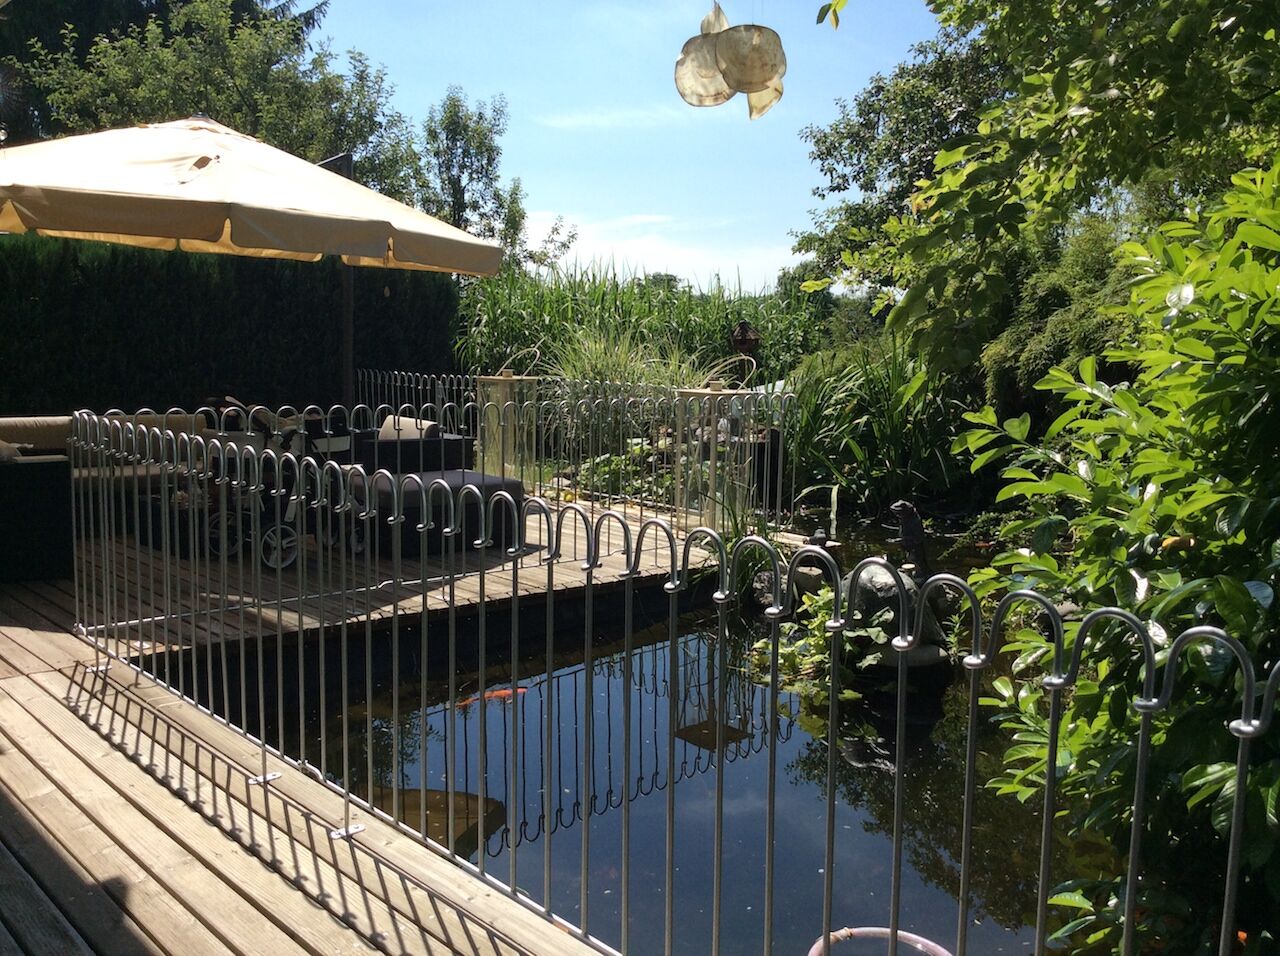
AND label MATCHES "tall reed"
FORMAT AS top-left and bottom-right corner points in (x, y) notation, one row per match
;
(457, 265), (824, 384)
